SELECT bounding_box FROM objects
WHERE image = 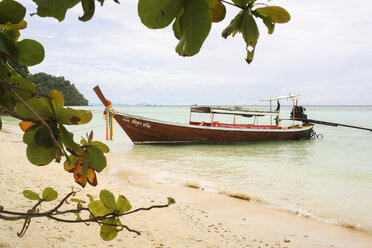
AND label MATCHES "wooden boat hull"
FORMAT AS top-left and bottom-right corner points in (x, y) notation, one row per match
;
(114, 113), (314, 144)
